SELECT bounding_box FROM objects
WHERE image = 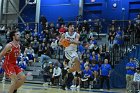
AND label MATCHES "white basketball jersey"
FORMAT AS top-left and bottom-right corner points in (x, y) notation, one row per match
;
(64, 32), (77, 51)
